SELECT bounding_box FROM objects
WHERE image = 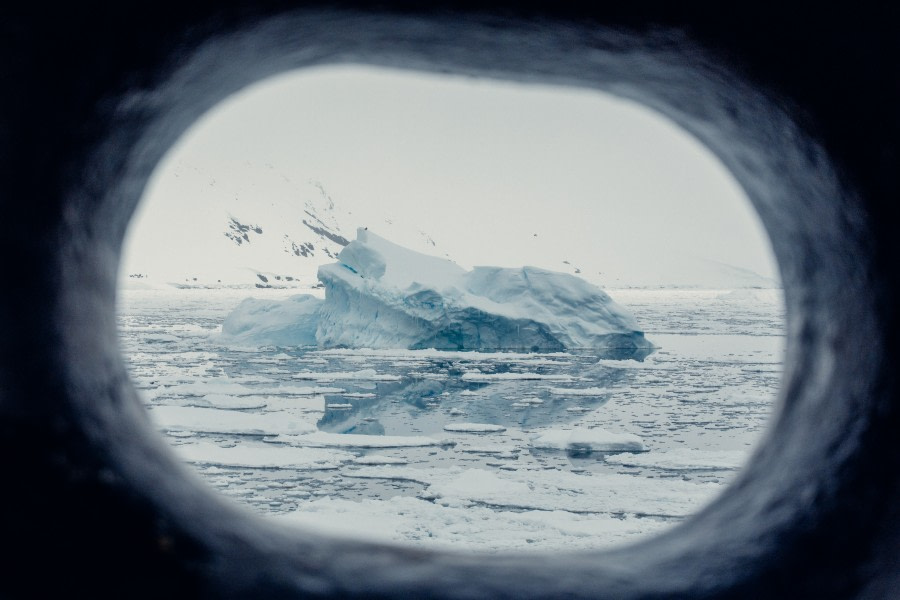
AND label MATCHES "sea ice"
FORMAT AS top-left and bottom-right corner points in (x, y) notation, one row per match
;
(460, 371), (573, 382)
(443, 423), (507, 433)
(547, 386), (609, 396)
(353, 455), (409, 465)
(202, 394), (268, 410)
(530, 428), (645, 453)
(422, 467), (713, 516)
(277, 495), (668, 552)
(604, 448), (745, 470)
(314, 347), (572, 361)
(292, 368), (401, 381)
(159, 381), (343, 397)
(173, 441), (352, 470)
(120, 283), (782, 551)
(270, 431), (450, 448)
(149, 406), (316, 436)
